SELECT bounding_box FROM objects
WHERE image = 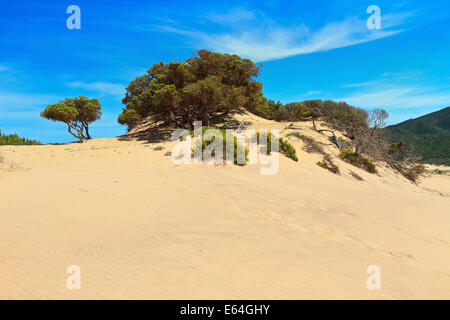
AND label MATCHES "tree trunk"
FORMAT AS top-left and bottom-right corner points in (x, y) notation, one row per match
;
(312, 119), (317, 131)
(317, 129), (342, 150)
(67, 122), (86, 143)
(83, 123), (92, 139)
